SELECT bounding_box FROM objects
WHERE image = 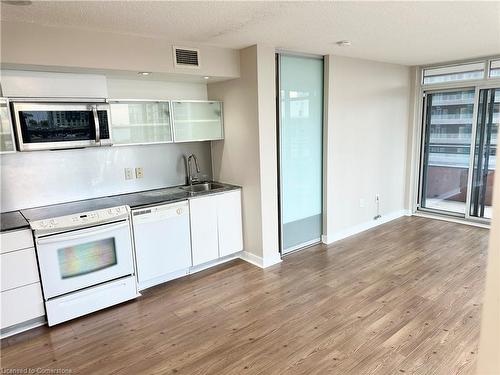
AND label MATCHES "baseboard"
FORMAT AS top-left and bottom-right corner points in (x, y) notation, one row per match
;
(189, 253), (242, 274)
(322, 210), (411, 245)
(239, 251), (282, 269)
